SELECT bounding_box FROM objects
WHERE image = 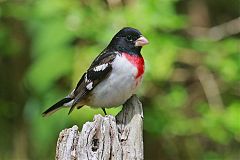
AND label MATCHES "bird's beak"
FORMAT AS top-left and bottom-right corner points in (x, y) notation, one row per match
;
(135, 36), (149, 47)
